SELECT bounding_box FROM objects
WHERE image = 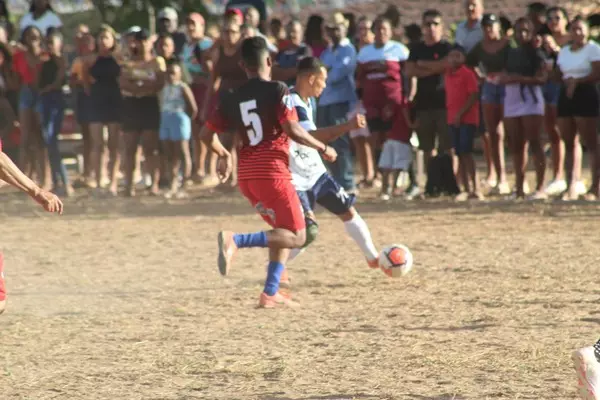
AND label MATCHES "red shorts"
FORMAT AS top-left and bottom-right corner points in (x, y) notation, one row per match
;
(239, 179), (305, 232)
